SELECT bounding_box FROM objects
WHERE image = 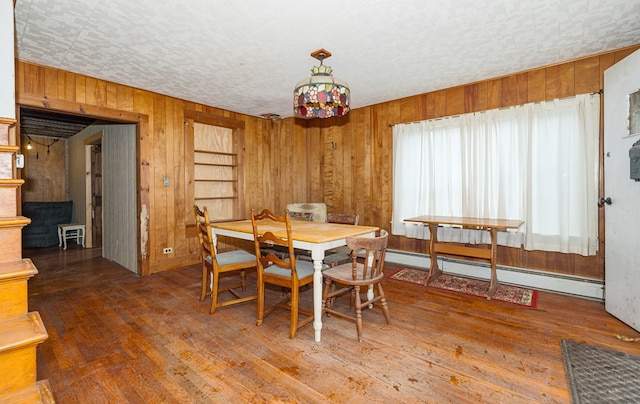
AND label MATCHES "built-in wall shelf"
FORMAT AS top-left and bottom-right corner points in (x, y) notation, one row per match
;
(185, 110), (246, 228)
(191, 121), (242, 221)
